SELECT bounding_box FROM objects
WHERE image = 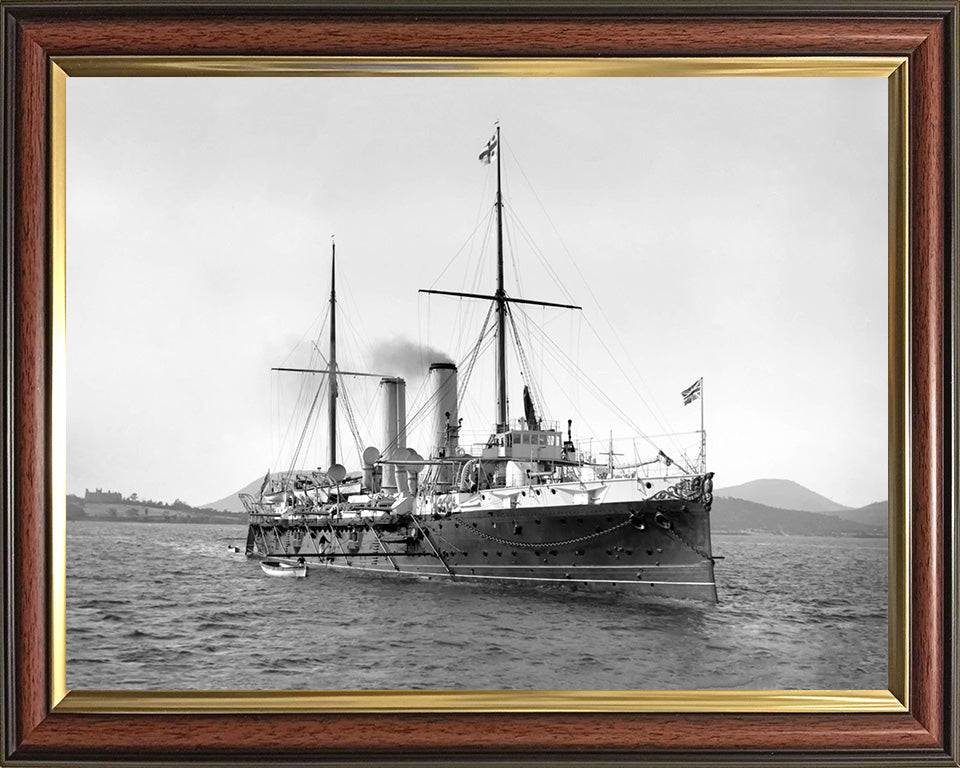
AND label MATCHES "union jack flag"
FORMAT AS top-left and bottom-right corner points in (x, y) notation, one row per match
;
(682, 378), (702, 406)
